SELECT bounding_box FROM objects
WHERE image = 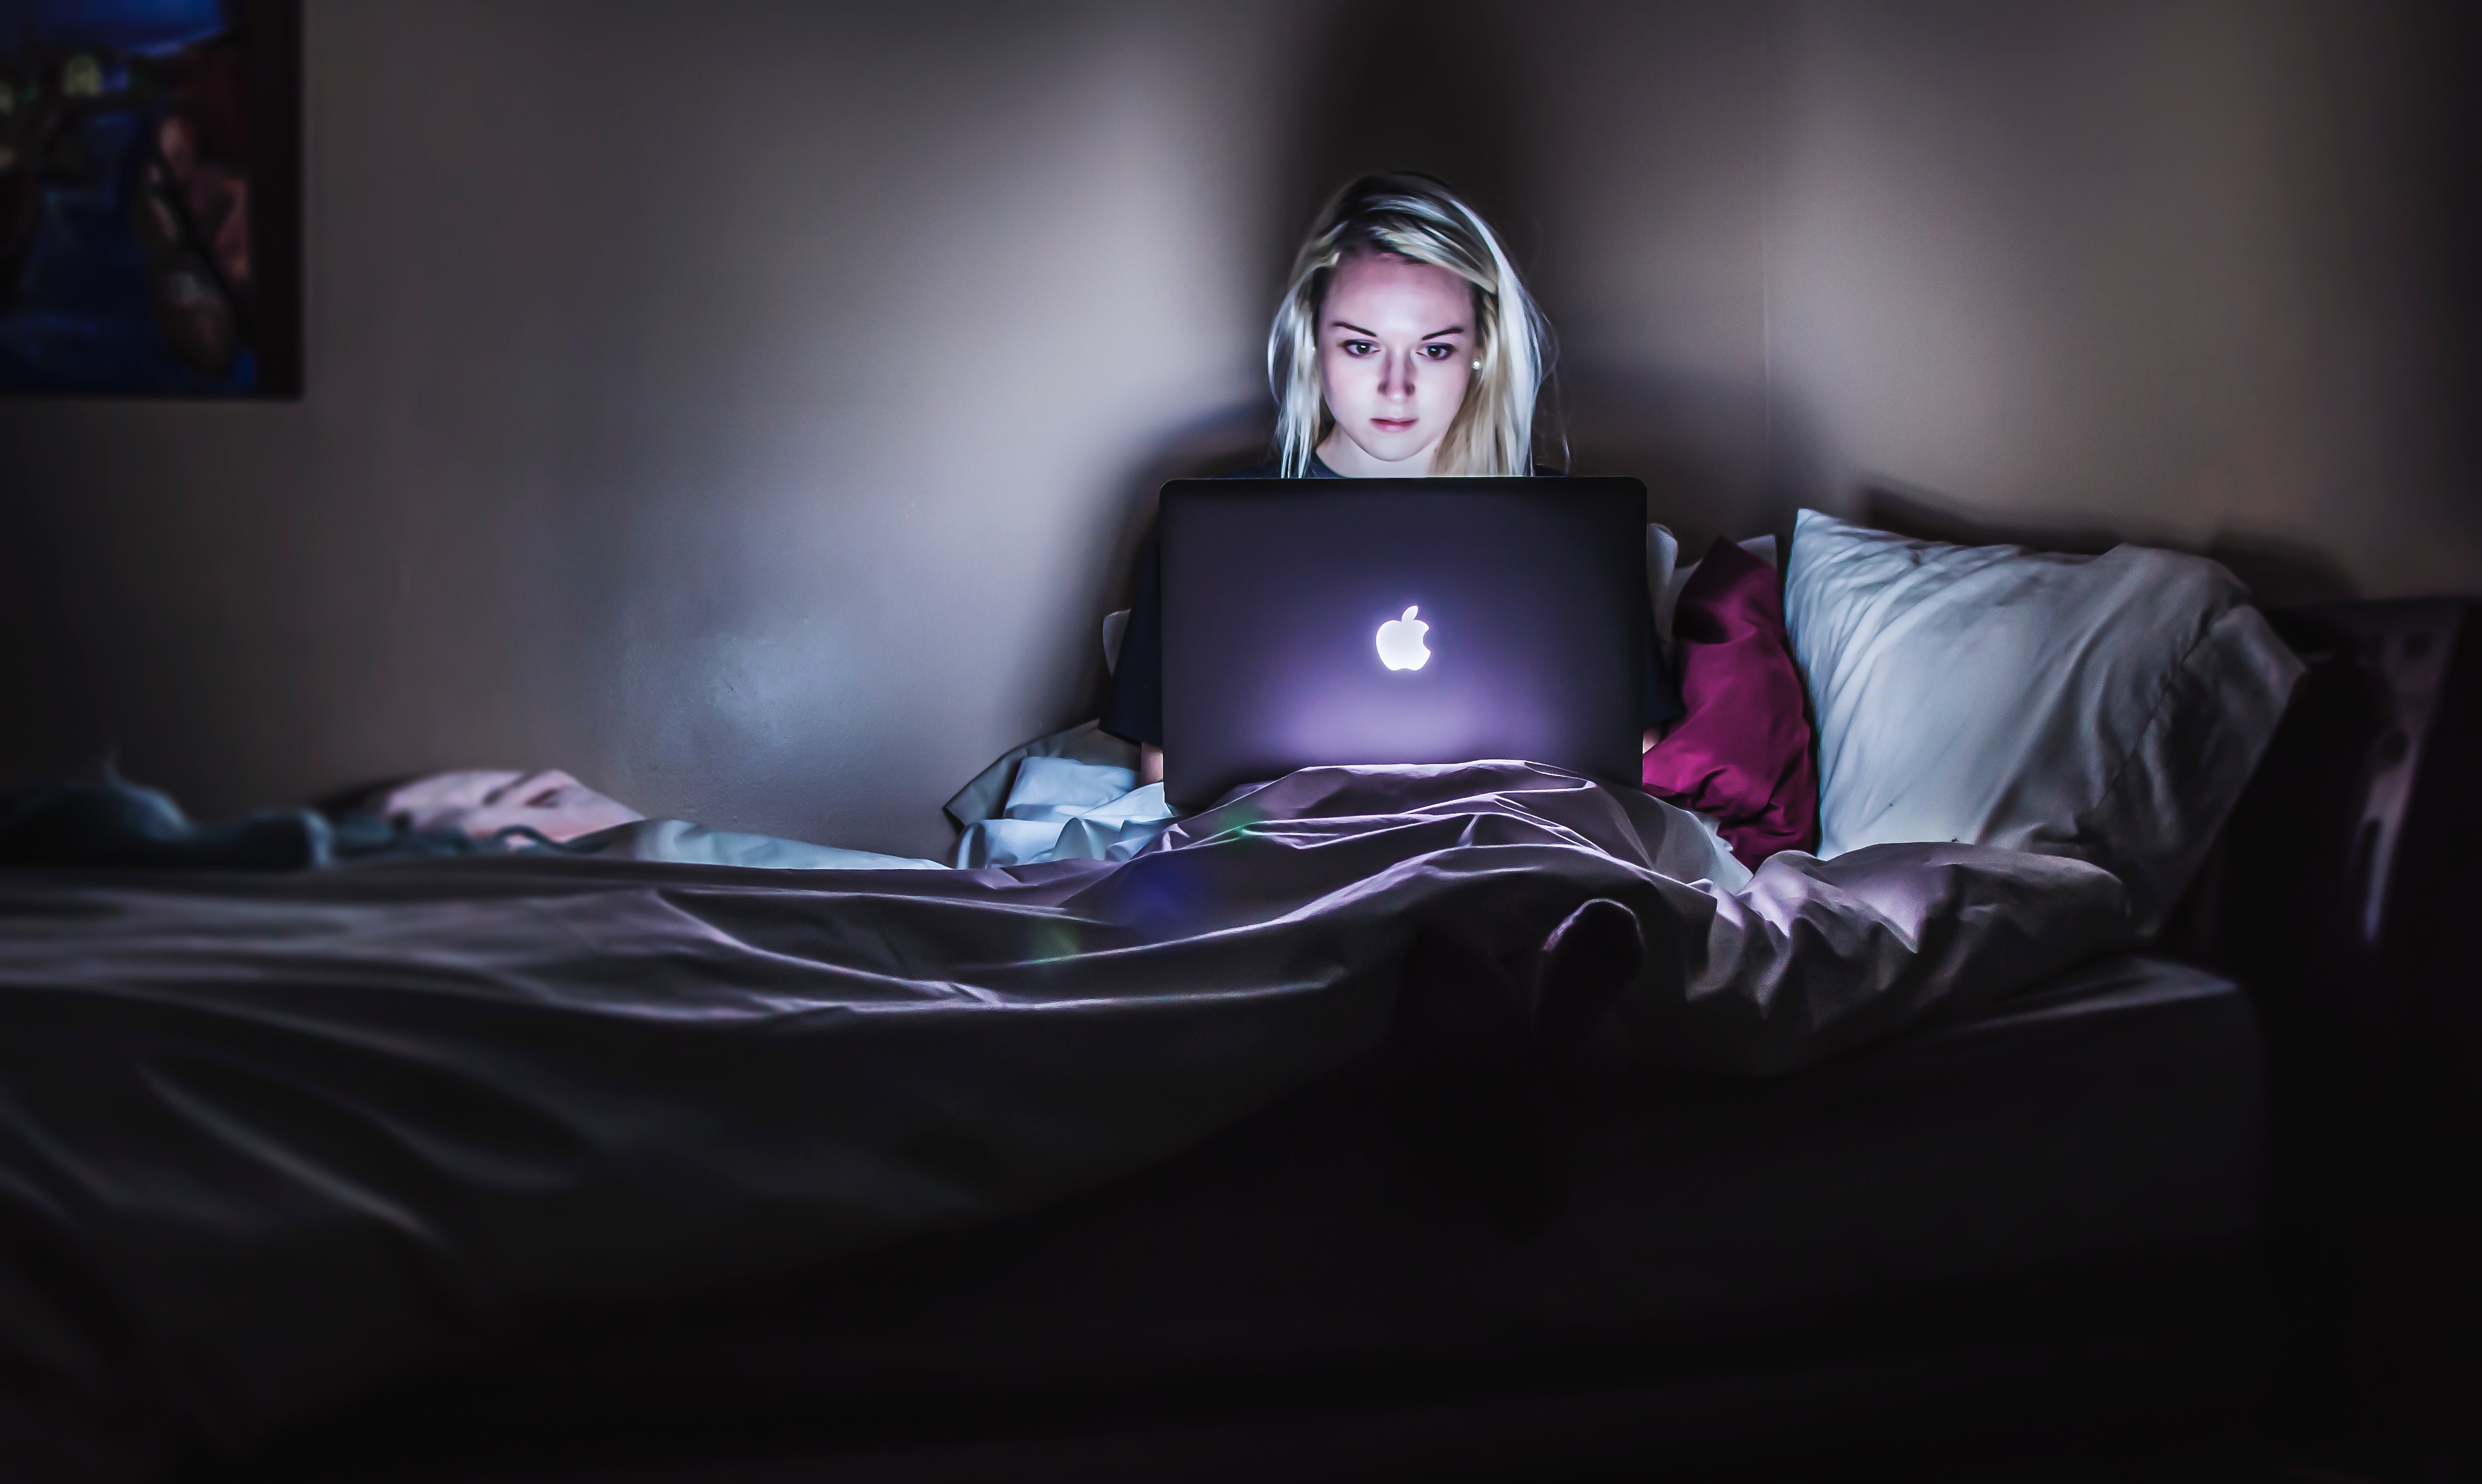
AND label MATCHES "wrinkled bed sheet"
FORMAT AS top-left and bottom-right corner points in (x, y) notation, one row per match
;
(375, 720), (1739, 878)
(370, 724), (1180, 872)
(0, 762), (2130, 1473)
